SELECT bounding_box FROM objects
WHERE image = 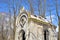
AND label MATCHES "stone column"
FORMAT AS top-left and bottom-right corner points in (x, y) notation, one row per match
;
(25, 30), (30, 40)
(18, 32), (23, 40)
